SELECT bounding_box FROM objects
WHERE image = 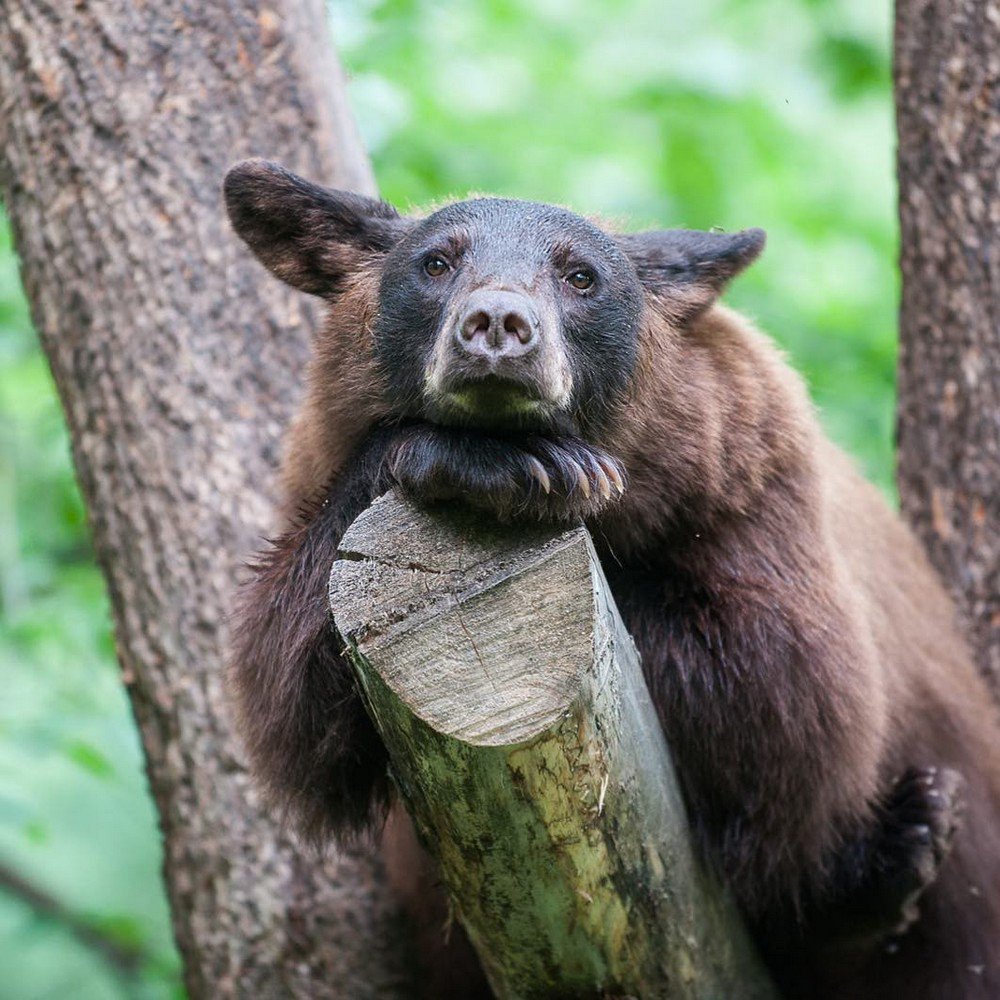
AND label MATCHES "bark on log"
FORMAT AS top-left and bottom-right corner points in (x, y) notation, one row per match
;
(0, 3), (412, 996)
(895, 0), (1000, 691)
(329, 491), (777, 1000)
